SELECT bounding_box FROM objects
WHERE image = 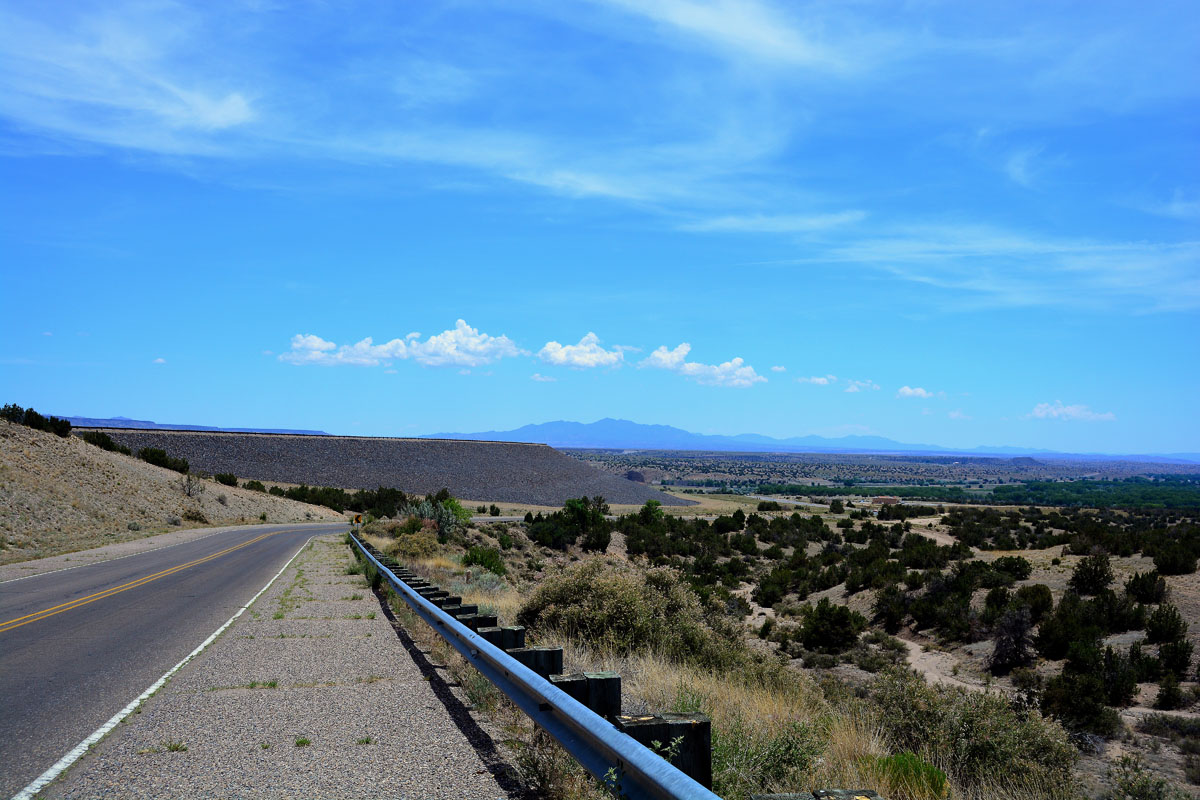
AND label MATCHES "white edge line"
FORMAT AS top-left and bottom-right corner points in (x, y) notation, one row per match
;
(11, 534), (321, 800)
(0, 523), (339, 585)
